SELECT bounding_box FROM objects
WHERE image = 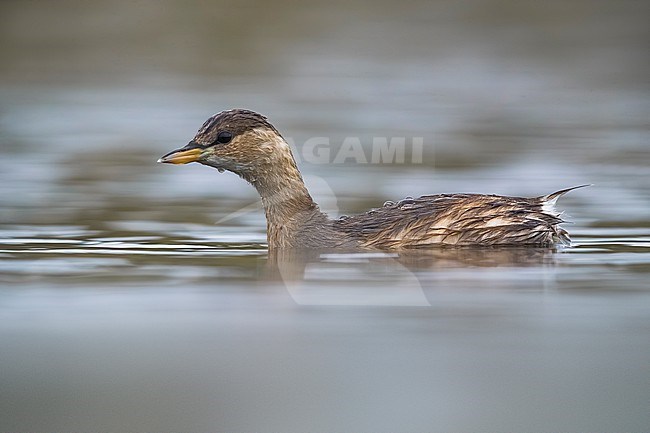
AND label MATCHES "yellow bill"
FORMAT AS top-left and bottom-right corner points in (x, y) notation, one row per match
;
(158, 147), (202, 164)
